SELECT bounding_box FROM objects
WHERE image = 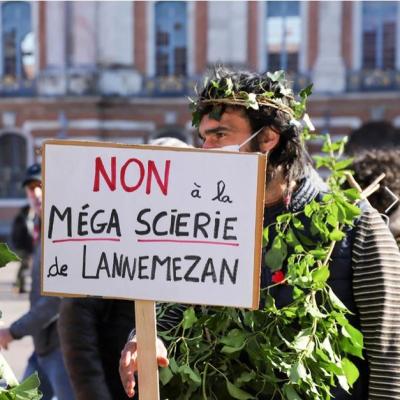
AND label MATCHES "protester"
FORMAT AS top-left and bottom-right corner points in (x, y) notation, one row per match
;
(10, 202), (35, 293)
(346, 121), (399, 154)
(59, 137), (189, 400)
(352, 148), (400, 243)
(0, 163), (74, 400)
(119, 67), (400, 399)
